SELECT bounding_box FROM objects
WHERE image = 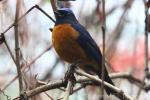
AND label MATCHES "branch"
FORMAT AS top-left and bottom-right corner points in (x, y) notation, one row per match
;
(110, 72), (143, 84)
(0, 5), (55, 35)
(2, 46), (52, 91)
(136, 0), (150, 98)
(101, 0), (106, 98)
(50, 0), (57, 11)
(0, 89), (11, 100)
(44, 92), (54, 100)
(144, 0), (149, 80)
(111, 72), (146, 91)
(106, 0), (134, 60)
(42, 58), (60, 80)
(12, 71), (141, 100)
(1, 5), (55, 92)
(0, 33), (17, 65)
(63, 80), (73, 100)
(25, 80), (66, 98)
(14, 0), (24, 93)
(75, 72), (144, 90)
(75, 70), (136, 100)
